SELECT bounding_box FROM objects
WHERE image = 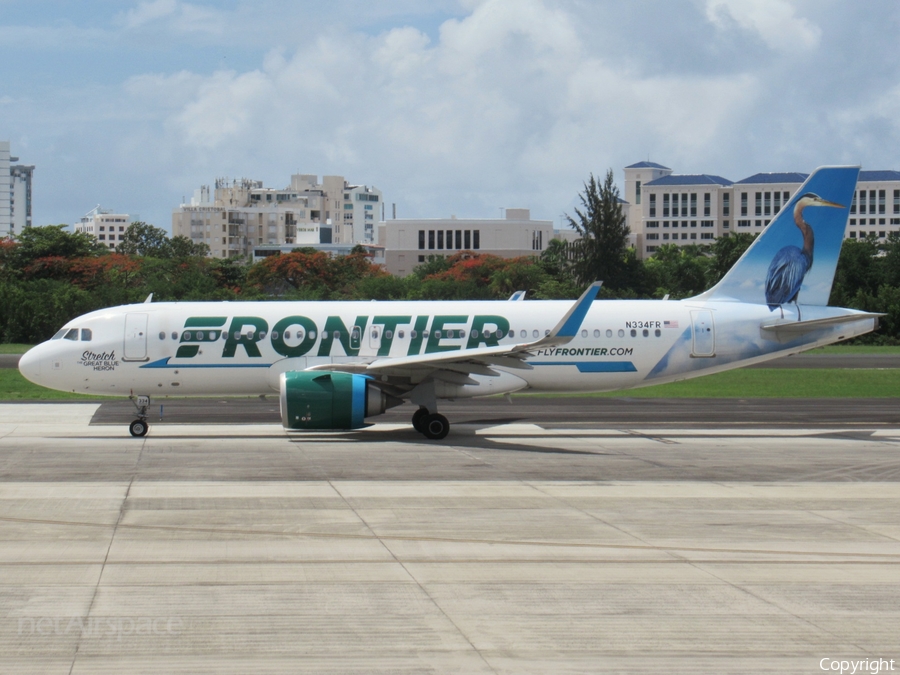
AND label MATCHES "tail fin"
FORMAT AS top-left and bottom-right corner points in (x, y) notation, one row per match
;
(697, 166), (859, 306)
